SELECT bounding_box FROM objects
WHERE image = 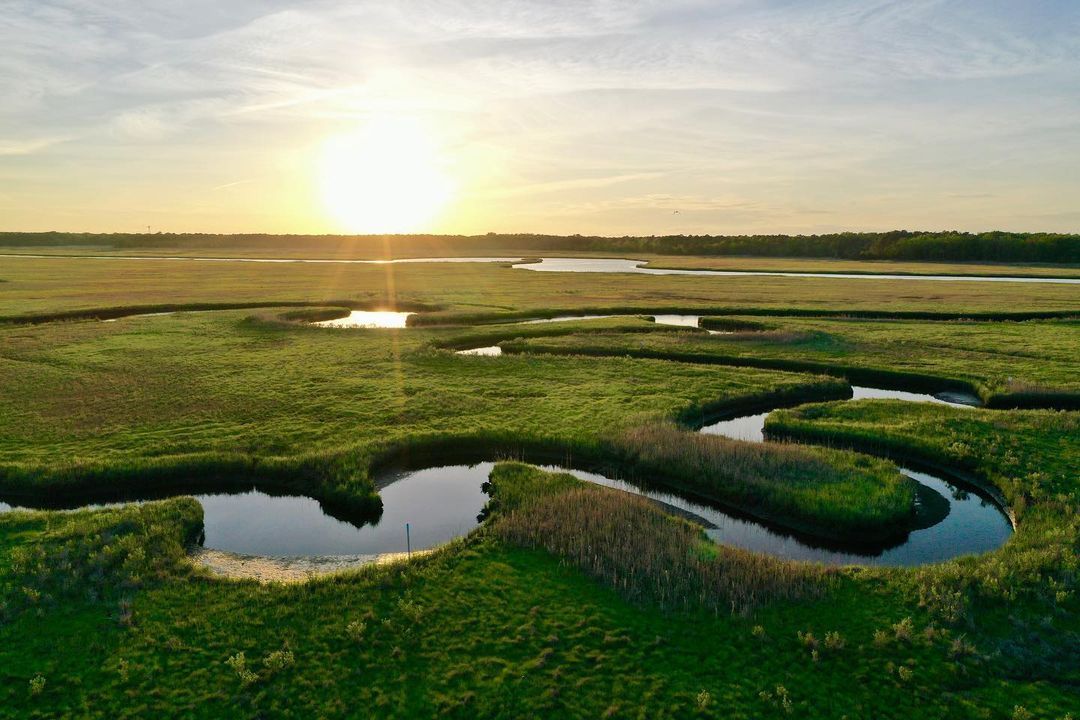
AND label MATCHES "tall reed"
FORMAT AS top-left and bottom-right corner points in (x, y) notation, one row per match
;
(489, 463), (832, 615)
